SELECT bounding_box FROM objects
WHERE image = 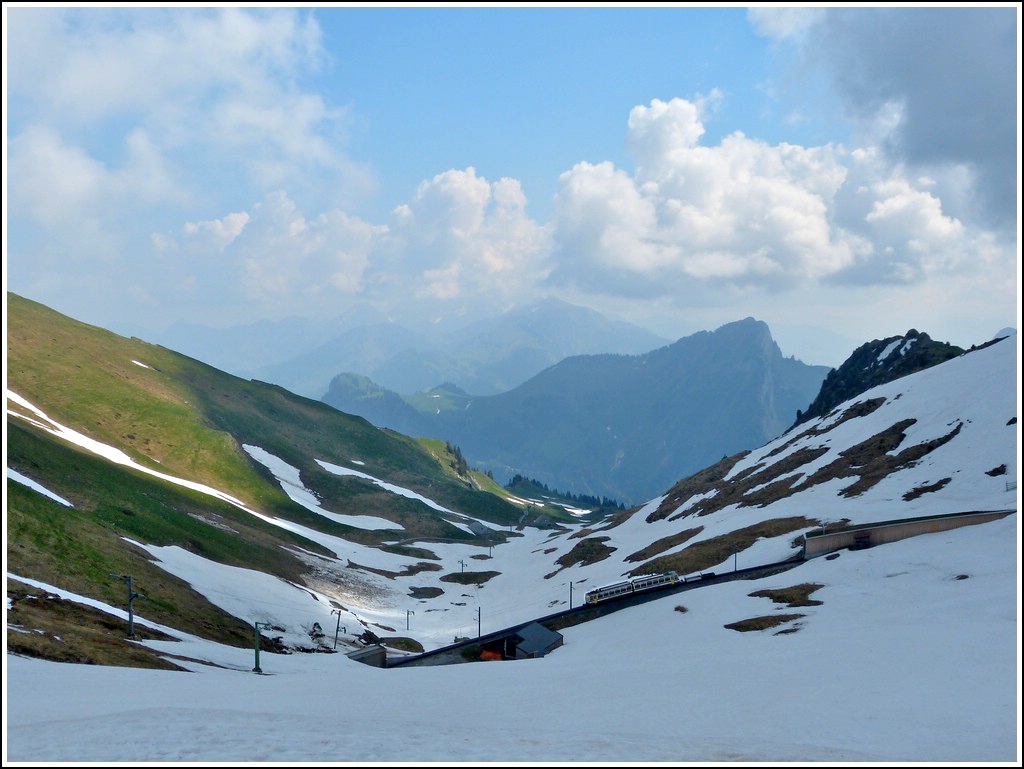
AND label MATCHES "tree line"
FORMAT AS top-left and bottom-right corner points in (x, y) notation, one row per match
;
(505, 474), (625, 511)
